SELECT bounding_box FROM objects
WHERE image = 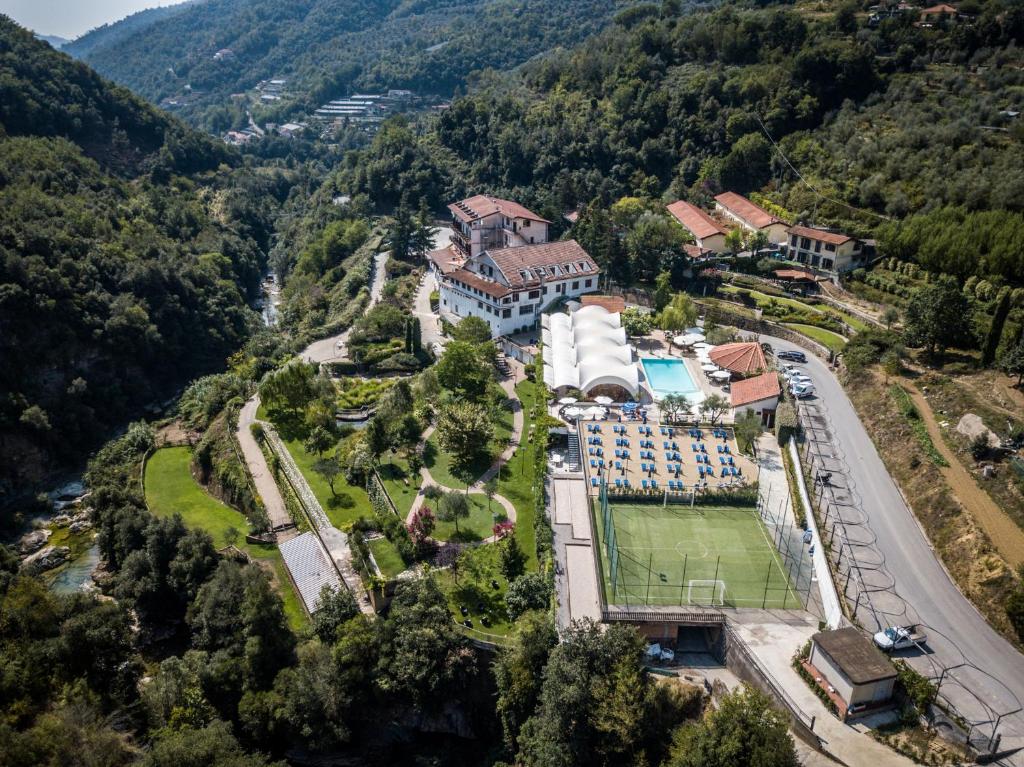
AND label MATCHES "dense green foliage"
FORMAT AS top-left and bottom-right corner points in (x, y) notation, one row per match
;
(0, 19), (287, 505)
(70, 0), (628, 130)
